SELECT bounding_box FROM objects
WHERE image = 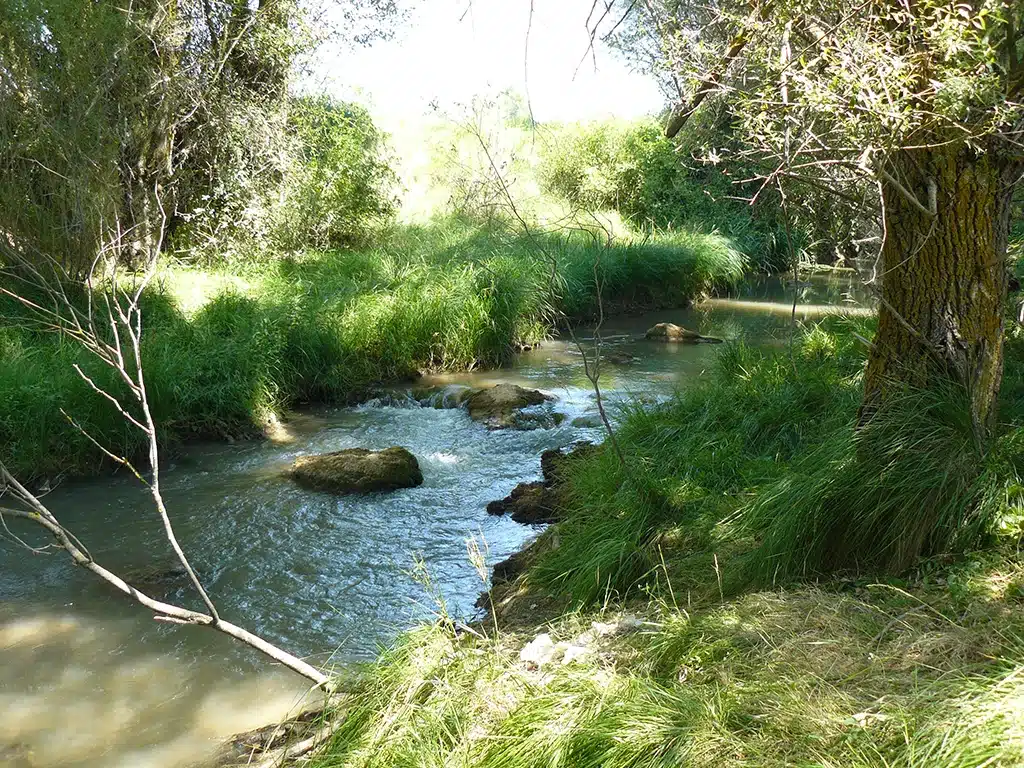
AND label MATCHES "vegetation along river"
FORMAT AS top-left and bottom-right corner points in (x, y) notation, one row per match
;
(0, 275), (869, 768)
